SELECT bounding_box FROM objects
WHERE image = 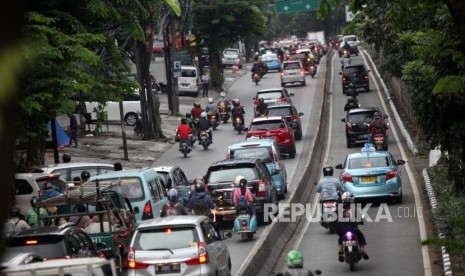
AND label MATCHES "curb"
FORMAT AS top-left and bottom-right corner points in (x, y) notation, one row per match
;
(422, 168), (453, 276)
